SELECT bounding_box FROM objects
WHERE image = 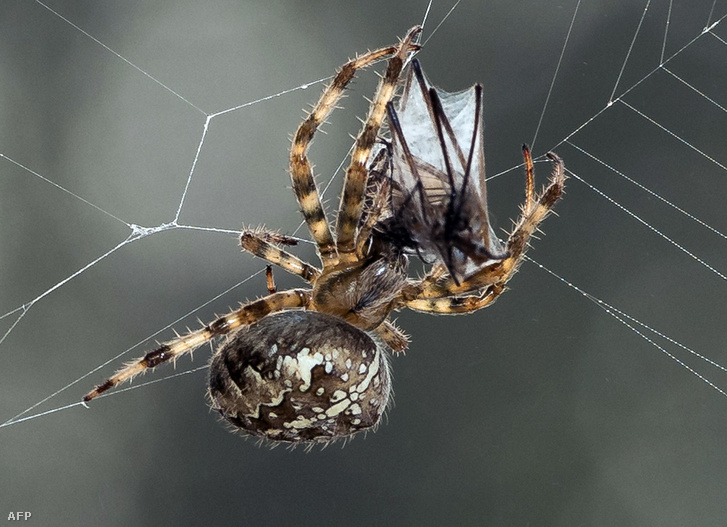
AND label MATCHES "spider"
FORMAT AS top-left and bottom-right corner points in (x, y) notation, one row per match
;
(83, 26), (565, 445)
